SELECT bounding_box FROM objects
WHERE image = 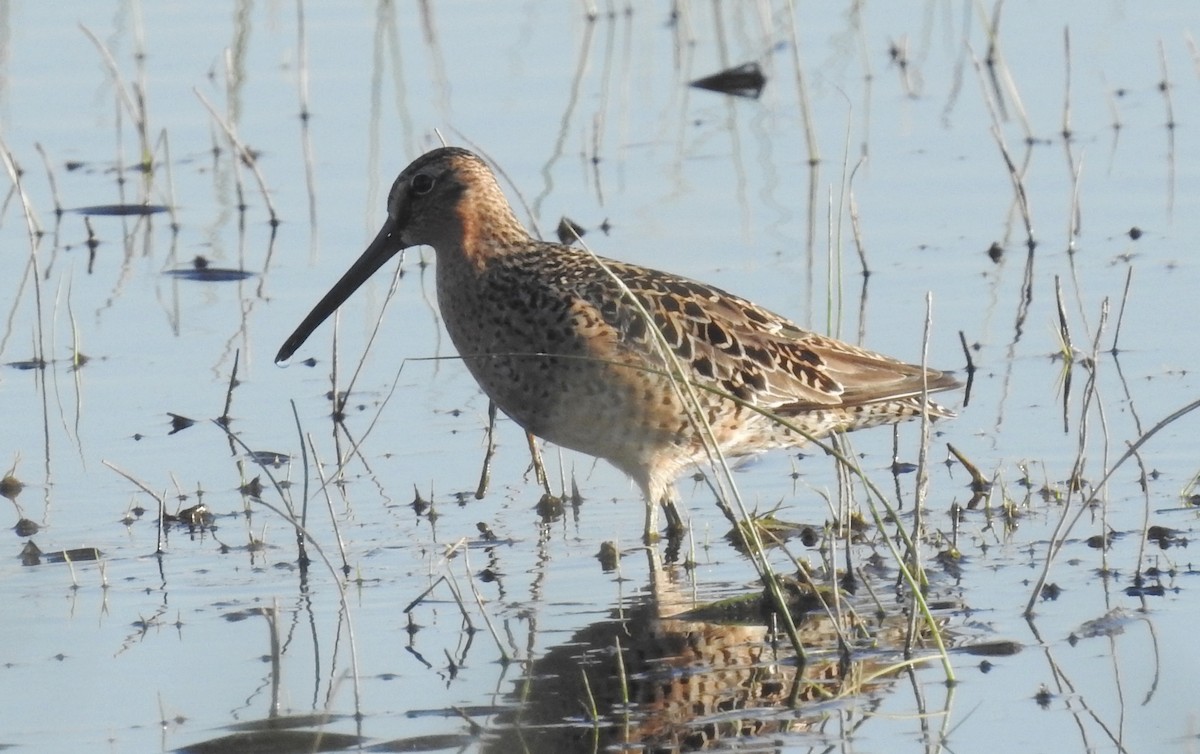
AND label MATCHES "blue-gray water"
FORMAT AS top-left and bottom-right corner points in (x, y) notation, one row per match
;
(0, 3), (1197, 752)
